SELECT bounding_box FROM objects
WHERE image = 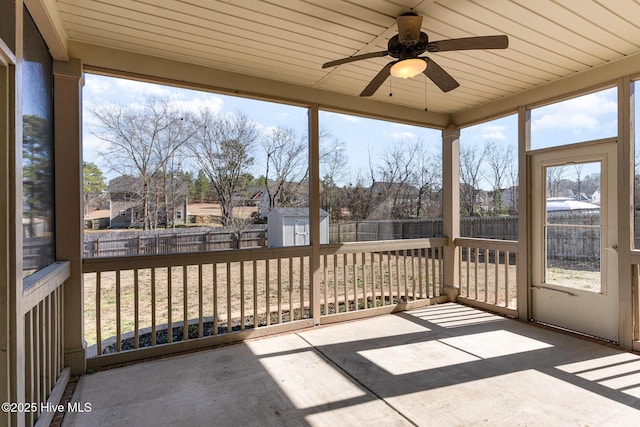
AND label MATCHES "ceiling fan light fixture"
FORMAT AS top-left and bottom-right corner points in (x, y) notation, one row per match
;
(390, 58), (426, 79)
